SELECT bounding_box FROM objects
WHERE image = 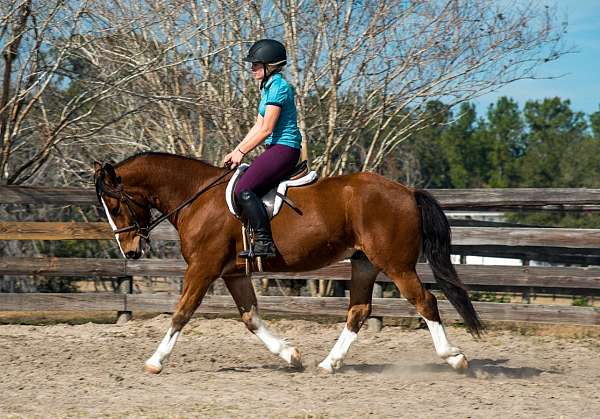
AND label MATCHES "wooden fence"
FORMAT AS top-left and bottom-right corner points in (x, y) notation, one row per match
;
(1, 186), (599, 326)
